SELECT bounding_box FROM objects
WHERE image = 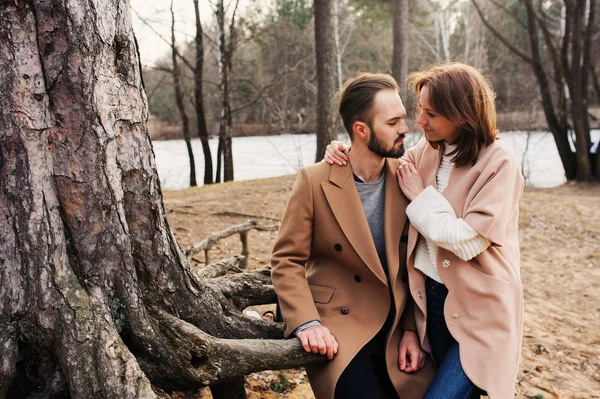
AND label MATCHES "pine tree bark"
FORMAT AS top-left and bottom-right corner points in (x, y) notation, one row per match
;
(314, 0), (338, 162)
(0, 1), (323, 397)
